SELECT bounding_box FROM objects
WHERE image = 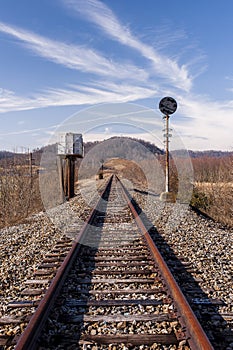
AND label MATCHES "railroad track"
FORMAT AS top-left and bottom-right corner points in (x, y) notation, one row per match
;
(2, 175), (213, 349)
